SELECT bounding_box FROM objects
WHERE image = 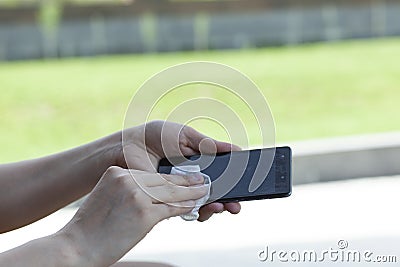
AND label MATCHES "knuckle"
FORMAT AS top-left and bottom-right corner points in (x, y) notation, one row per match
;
(114, 172), (127, 183)
(180, 176), (191, 186)
(126, 189), (150, 216)
(183, 124), (195, 135)
(126, 186), (142, 202)
(104, 166), (123, 177)
(170, 174), (190, 186)
(108, 171), (133, 189)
